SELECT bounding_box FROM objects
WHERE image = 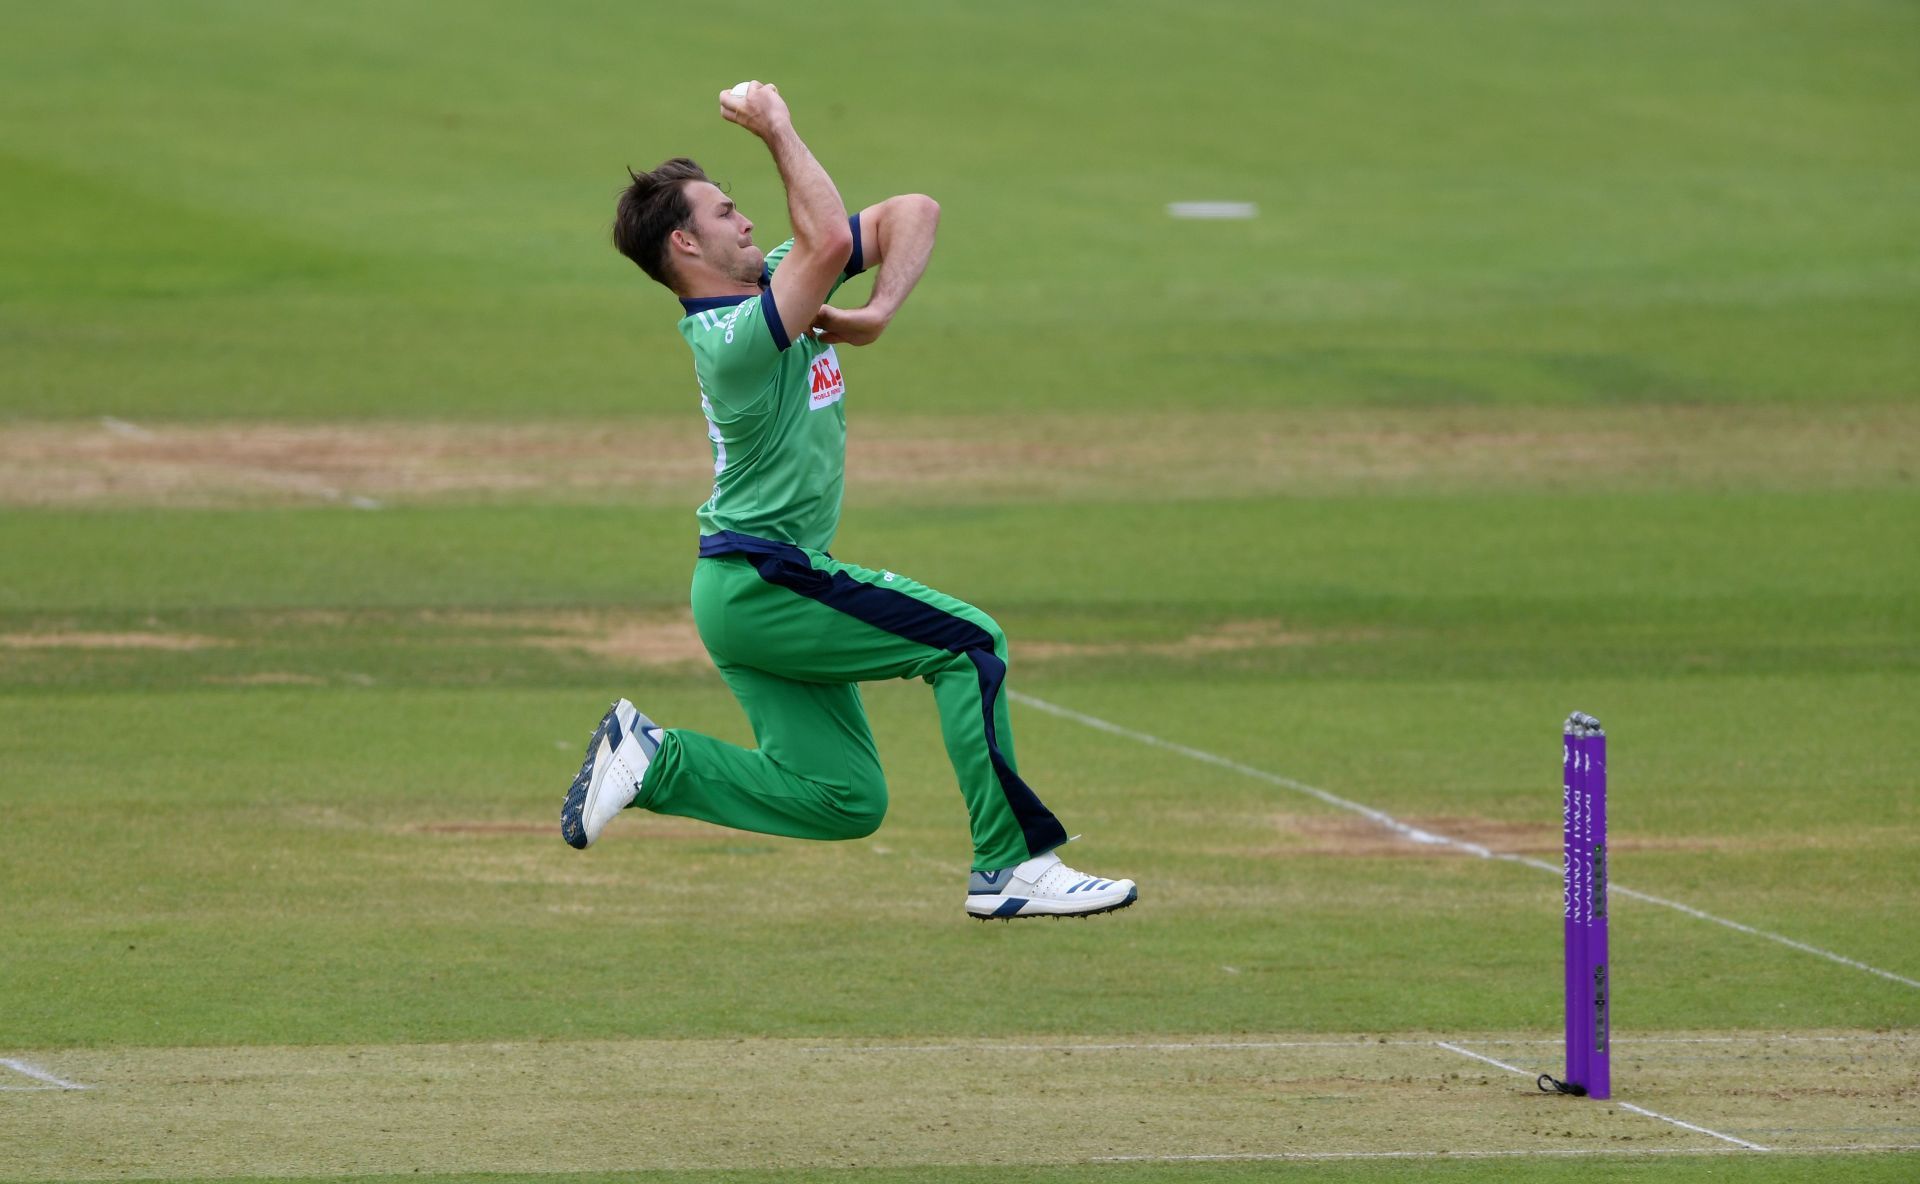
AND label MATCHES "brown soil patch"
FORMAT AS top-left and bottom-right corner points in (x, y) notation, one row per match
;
(500, 610), (710, 665)
(2, 405), (1910, 508)
(1022, 619), (1379, 660)
(1266, 814), (1560, 858)
(0, 630), (230, 651)
(410, 815), (728, 842)
(50, 607), (1341, 670)
(501, 610), (1360, 667)
(414, 821), (553, 835)
(0, 421), (711, 508)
